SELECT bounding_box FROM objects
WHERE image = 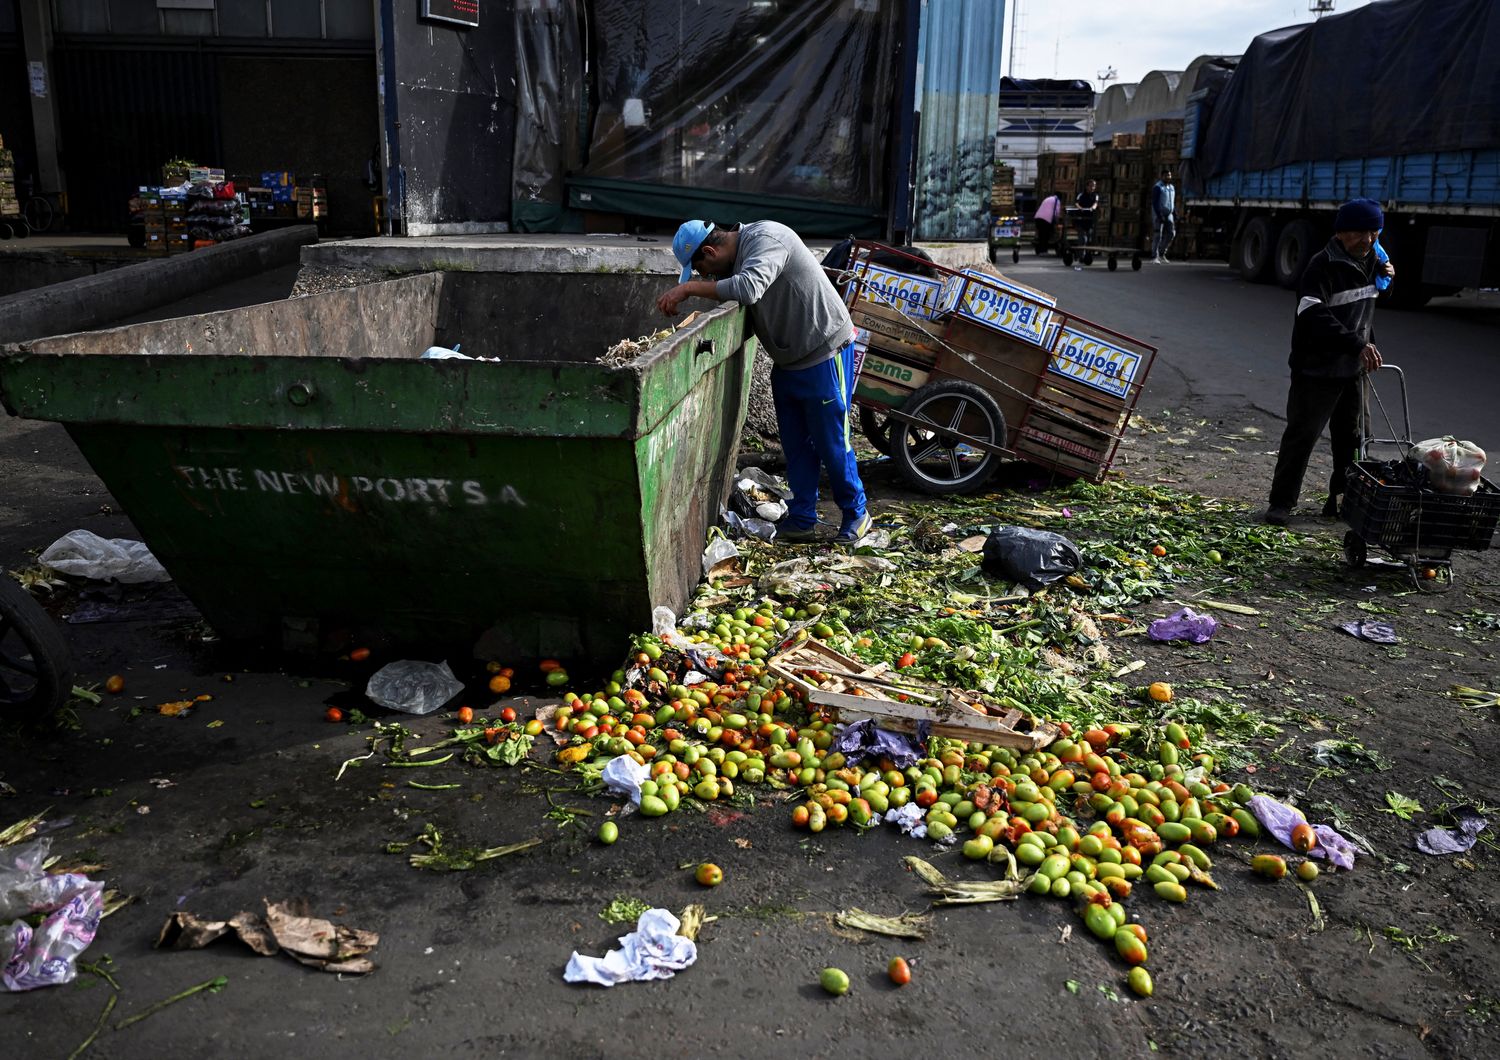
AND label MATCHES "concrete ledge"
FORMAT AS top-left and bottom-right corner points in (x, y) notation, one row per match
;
(304, 233), (993, 277)
(0, 226), (319, 344)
